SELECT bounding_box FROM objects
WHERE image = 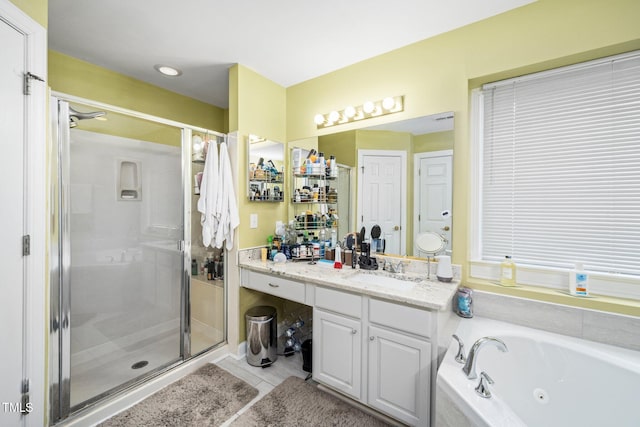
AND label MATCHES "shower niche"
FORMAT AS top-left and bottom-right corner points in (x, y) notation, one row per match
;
(117, 158), (142, 200)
